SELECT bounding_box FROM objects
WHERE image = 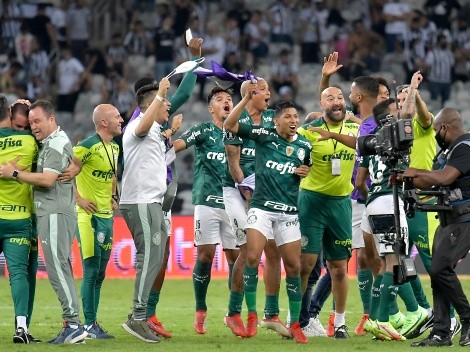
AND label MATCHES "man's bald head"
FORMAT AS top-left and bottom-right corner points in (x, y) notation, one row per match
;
(434, 107), (463, 129)
(92, 104), (116, 127)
